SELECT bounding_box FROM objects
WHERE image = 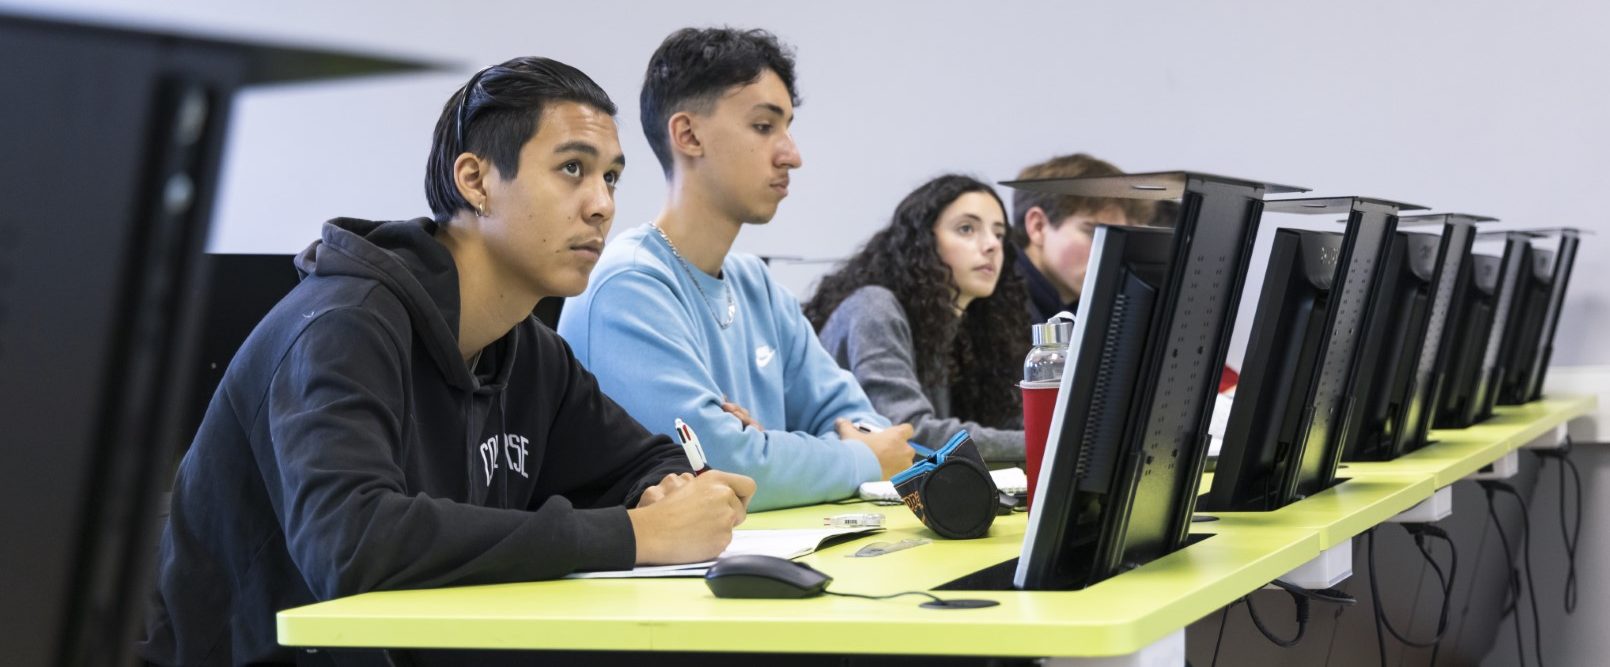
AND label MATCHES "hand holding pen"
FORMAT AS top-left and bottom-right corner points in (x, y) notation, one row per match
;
(669, 419), (755, 513)
(675, 418), (710, 474)
(628, 418), (757, 565)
